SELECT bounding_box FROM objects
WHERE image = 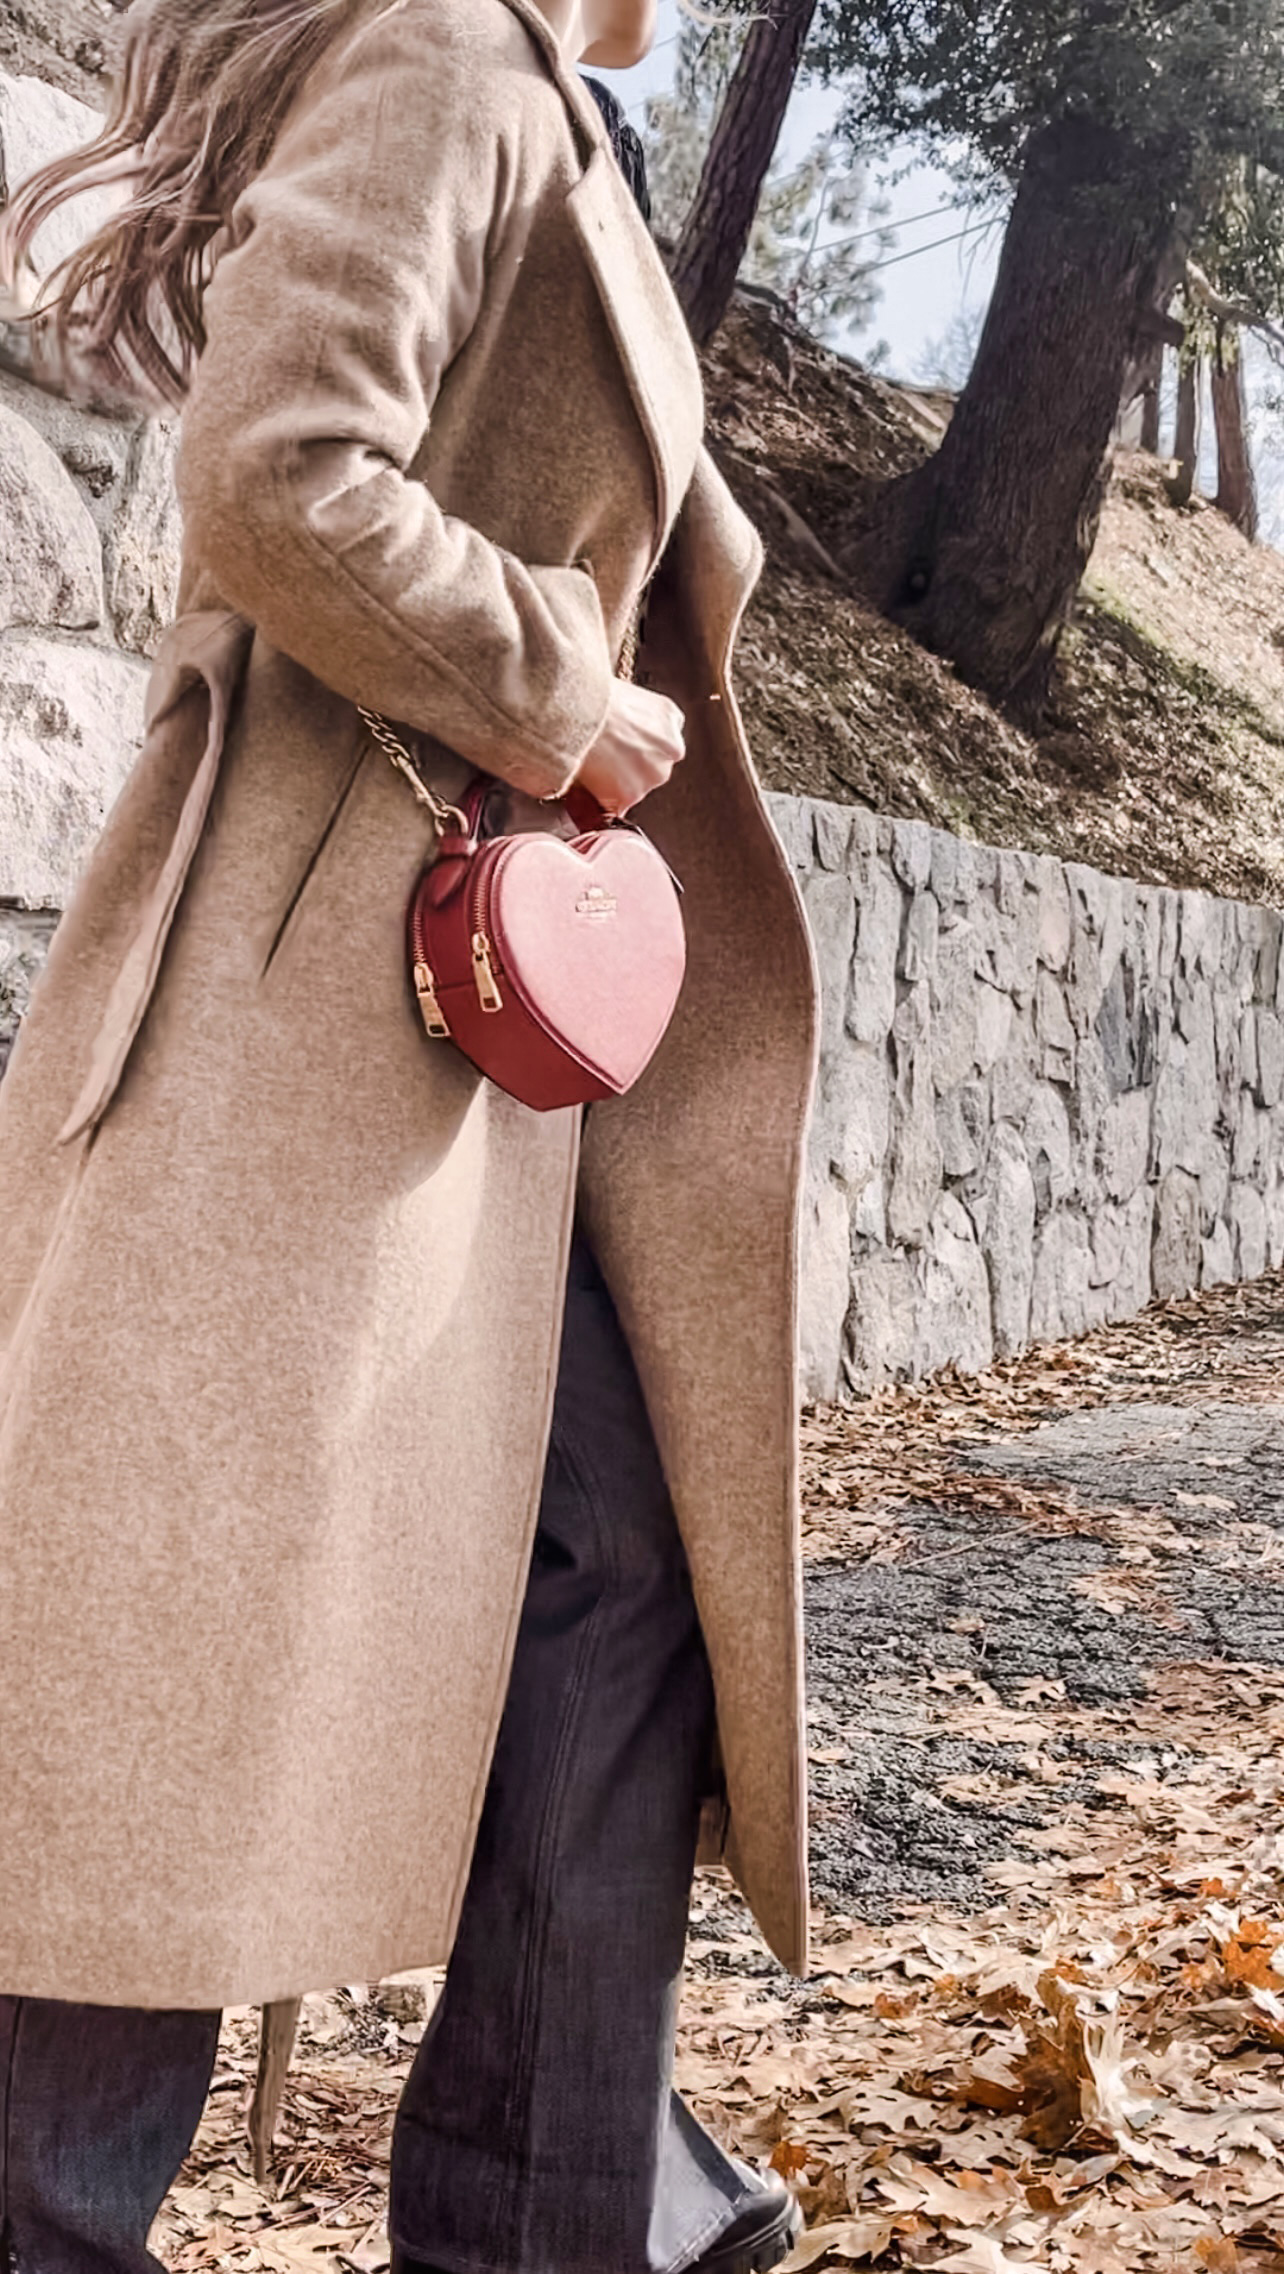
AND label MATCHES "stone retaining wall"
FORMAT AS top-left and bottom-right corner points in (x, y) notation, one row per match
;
(769, 794), (1284, 1399)
(0, 71), (178, 920)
